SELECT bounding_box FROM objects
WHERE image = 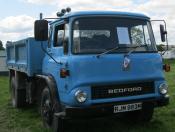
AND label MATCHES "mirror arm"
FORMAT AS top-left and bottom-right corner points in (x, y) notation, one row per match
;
(151, 19), (169, 52)
(151, 20), (167, 32)
(165, 31), (169, 50)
